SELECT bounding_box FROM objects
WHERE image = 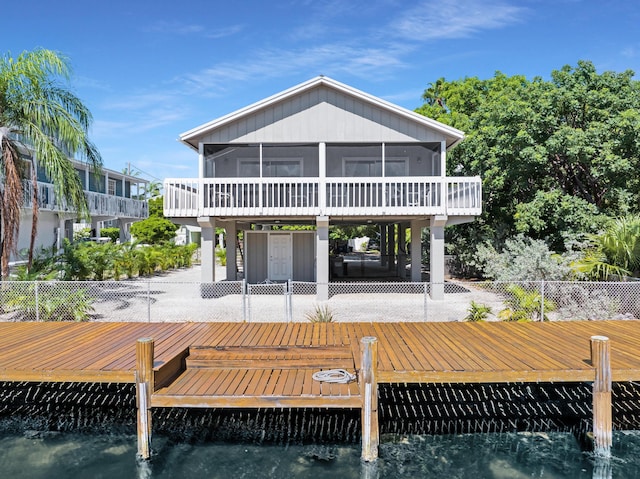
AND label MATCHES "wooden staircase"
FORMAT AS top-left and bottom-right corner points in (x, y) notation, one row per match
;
(151, 345), (361, 408)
